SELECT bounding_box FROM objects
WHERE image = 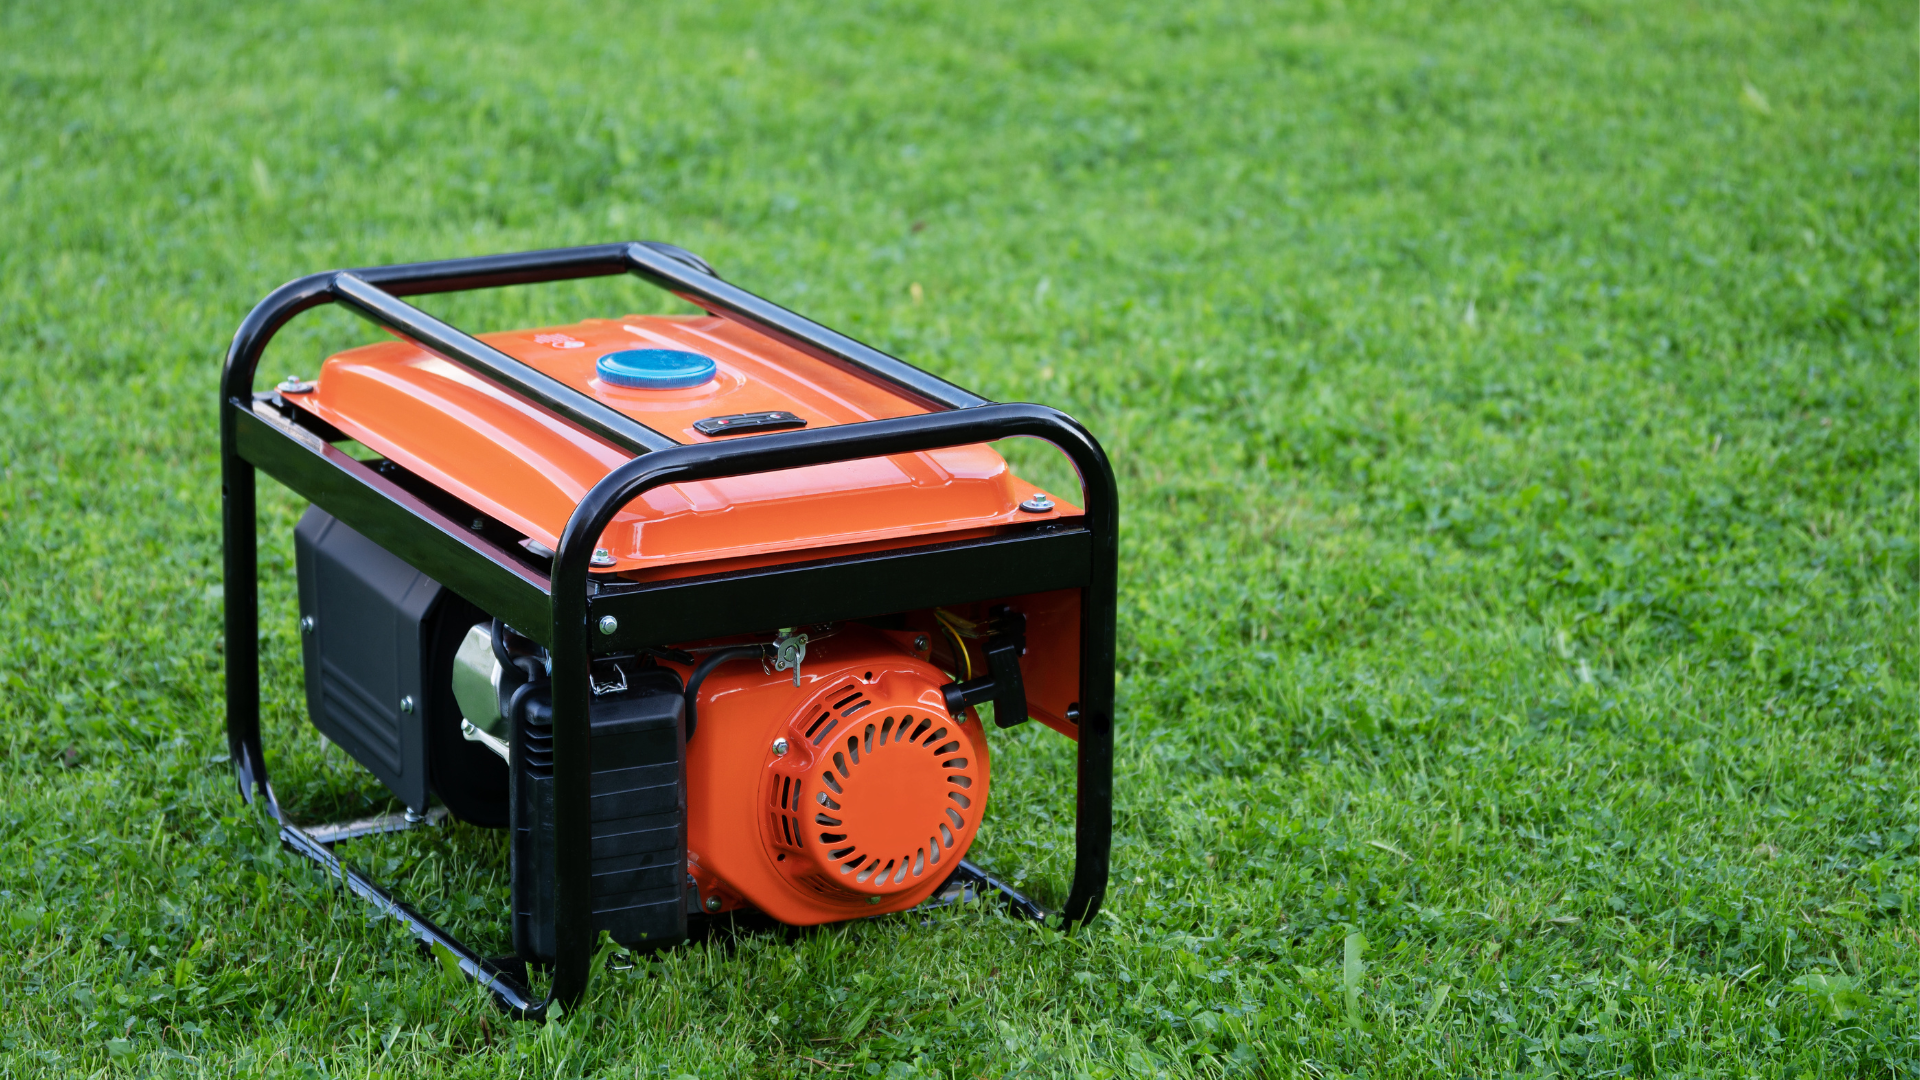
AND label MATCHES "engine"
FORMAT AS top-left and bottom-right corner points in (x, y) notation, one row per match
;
(427, 595), (994, 934)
